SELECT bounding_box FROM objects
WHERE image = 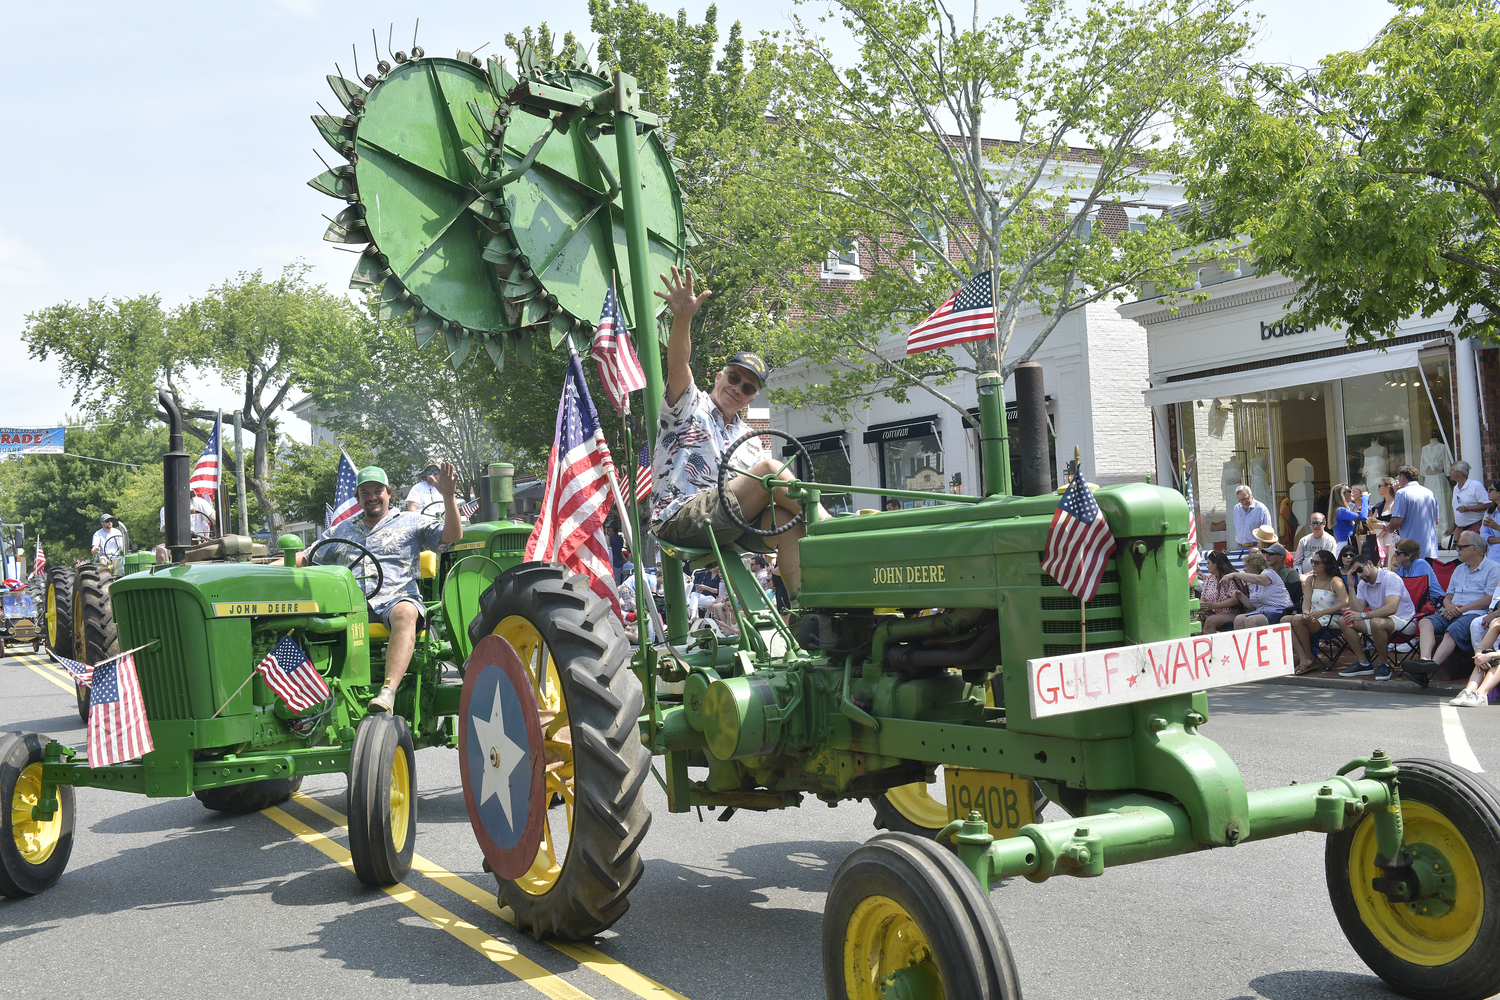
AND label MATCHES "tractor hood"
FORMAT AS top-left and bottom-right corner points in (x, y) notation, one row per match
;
(110, 561), (366, 619)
